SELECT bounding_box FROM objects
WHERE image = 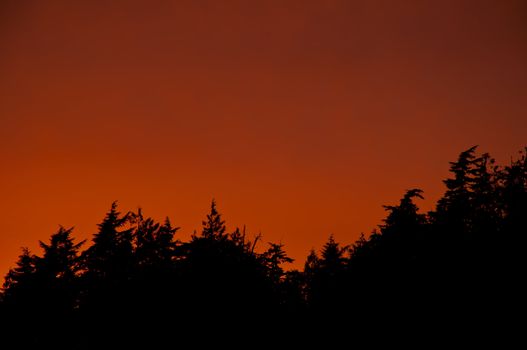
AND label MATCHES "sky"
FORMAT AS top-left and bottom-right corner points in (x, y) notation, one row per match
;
(1, 0), (526, 274)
